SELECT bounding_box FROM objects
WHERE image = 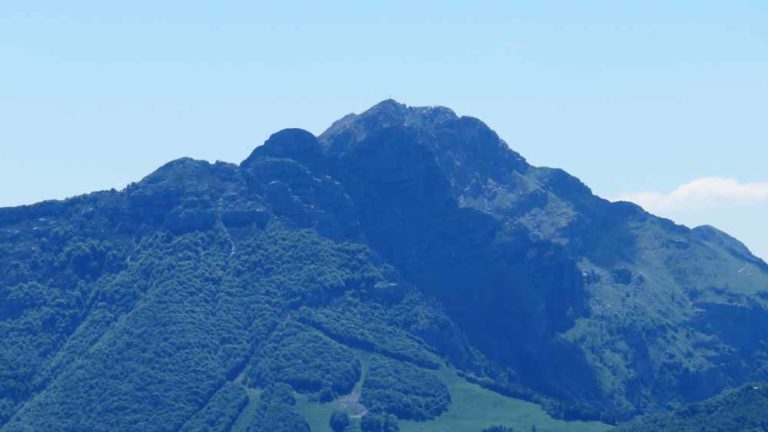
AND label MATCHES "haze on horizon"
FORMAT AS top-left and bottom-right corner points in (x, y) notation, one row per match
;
(1, 1), (766, 259)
